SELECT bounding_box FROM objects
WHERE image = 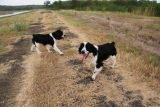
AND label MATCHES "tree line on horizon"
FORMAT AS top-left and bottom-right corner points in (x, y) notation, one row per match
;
(49, 0), (160, 17)
(0, 5), (45, 11)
